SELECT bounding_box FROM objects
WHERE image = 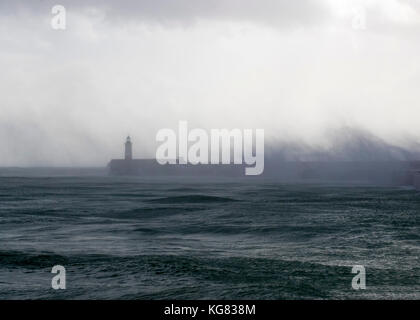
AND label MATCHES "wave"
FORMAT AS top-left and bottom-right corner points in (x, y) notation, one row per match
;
(0, 250), (72, 269)
(124, 206), (206, 217)
(146, 195), (238, 204)
(1, 249), (418, 299)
